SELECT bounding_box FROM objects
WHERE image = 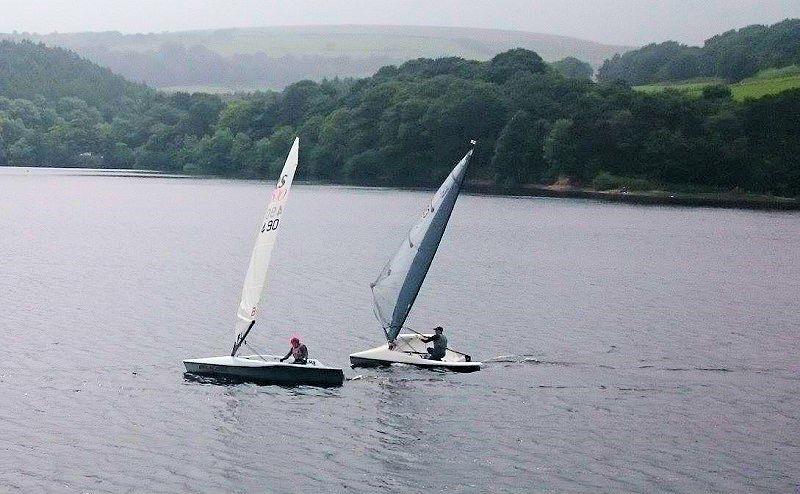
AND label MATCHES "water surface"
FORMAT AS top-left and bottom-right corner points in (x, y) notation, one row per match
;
(1, 168), (798, 492)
